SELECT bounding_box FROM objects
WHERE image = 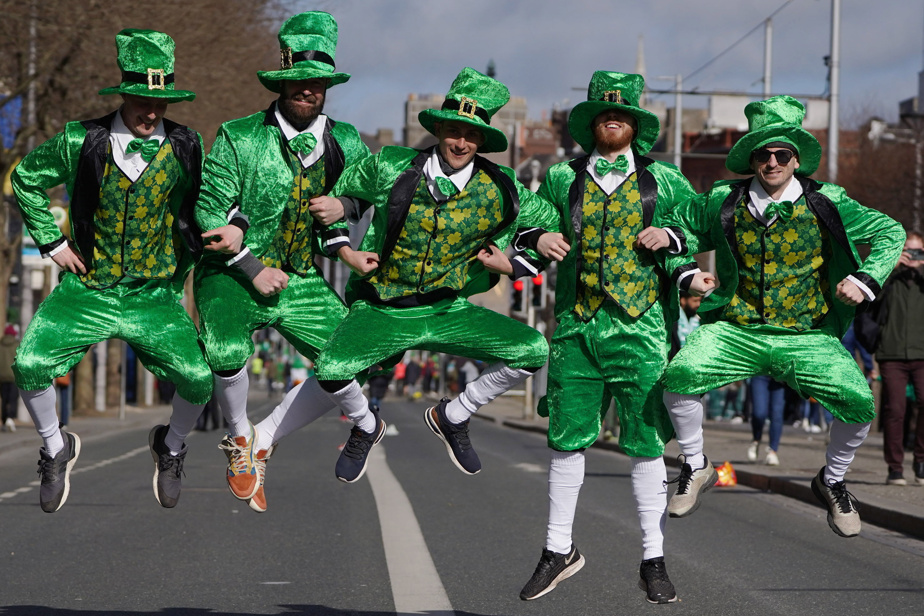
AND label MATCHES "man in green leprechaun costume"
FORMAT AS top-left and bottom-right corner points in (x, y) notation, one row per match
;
(308, 67), (564, 483)
(11, 29), (212, 512)
(660, 95), (905, 538)
(516, 72), (695, 605)
(193, 11), (369, 513)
